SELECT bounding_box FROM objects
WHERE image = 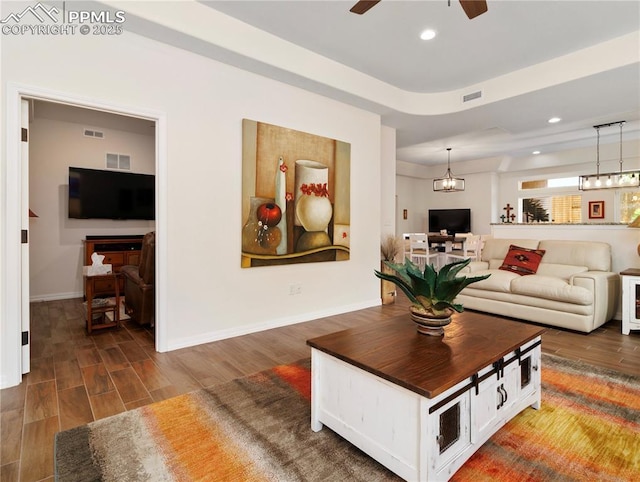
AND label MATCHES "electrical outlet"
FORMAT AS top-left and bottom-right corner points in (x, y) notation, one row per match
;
(289, 283), (302, 295)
